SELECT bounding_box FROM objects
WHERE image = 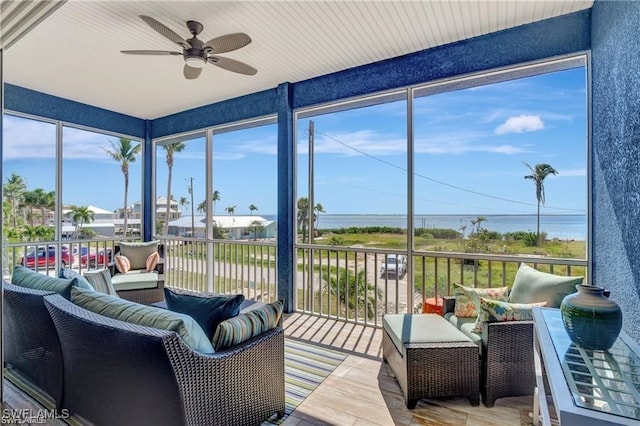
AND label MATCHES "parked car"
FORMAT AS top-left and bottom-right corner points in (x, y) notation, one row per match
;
(20, 245), (74, 268)
(81, 248), (113, 268)
(380, 254), (407, 278)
